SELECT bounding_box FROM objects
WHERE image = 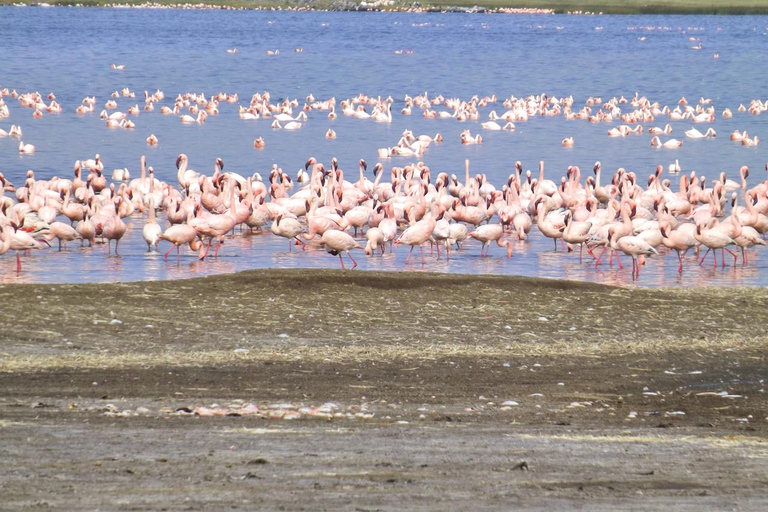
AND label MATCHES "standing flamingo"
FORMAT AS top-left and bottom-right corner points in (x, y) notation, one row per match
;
(608, 227), (658, 280)
(660, 223), (697, 273)
(160, 217), (200, 264)
(469, 224), (513, 257)
(321, 229), (363, 269)
(99, 200), (127, 255)
(142, 197), (162, 251)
